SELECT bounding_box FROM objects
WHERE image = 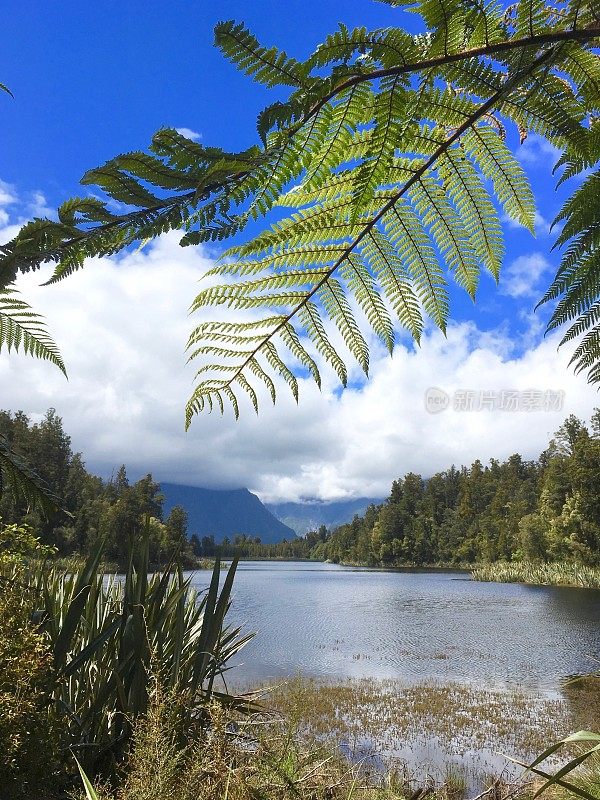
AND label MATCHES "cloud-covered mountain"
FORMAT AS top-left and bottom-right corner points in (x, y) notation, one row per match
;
(267, 497), (384, 536)
(161, 483), (295, 544)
